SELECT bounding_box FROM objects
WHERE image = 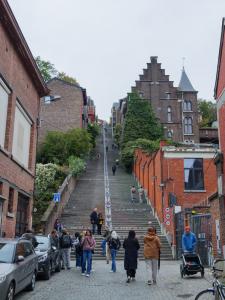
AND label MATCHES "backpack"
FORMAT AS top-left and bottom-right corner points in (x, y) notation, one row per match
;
(109, 238), (120, 250)
(62, 235), (71, 247)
